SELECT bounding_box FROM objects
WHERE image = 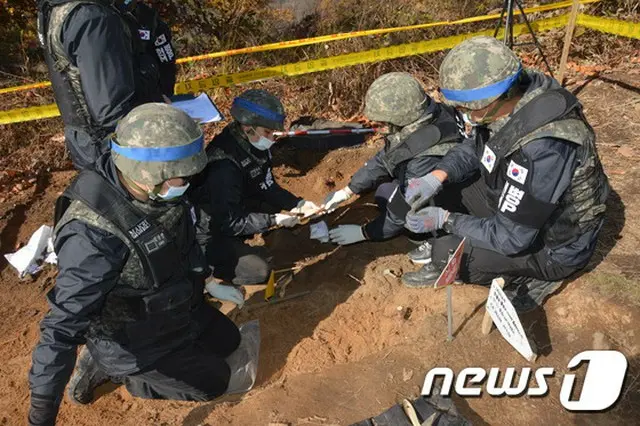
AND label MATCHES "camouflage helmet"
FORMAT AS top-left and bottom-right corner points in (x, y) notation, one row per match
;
(111, 103), (207, 186)
(230, 89), (285, 131)
(364, 72), (430, 127)
(439, 36), (522, 110)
